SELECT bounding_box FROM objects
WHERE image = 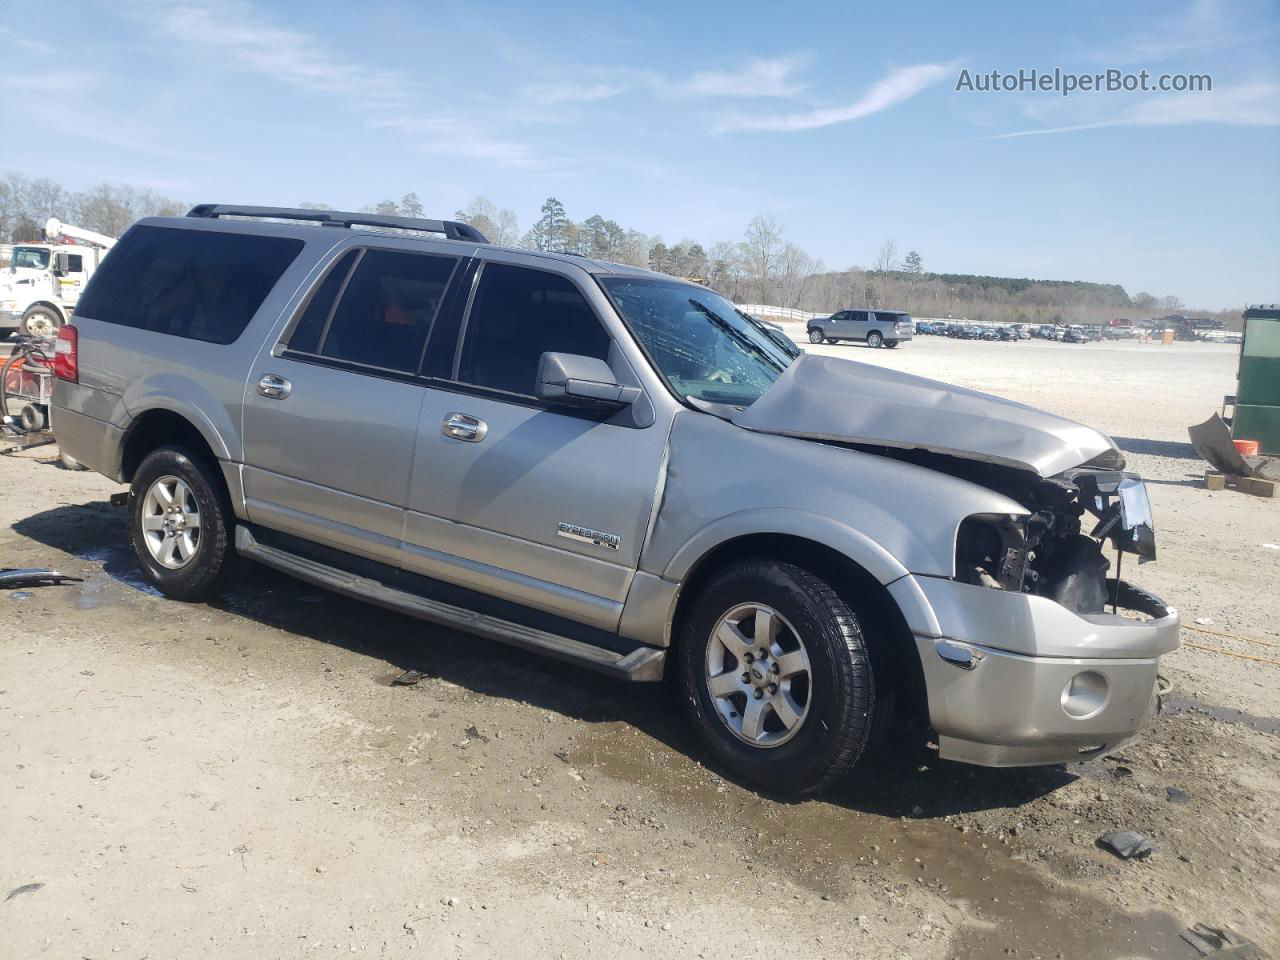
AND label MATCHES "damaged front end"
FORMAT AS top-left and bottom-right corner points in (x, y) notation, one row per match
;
(955, 463), (1158, 616)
